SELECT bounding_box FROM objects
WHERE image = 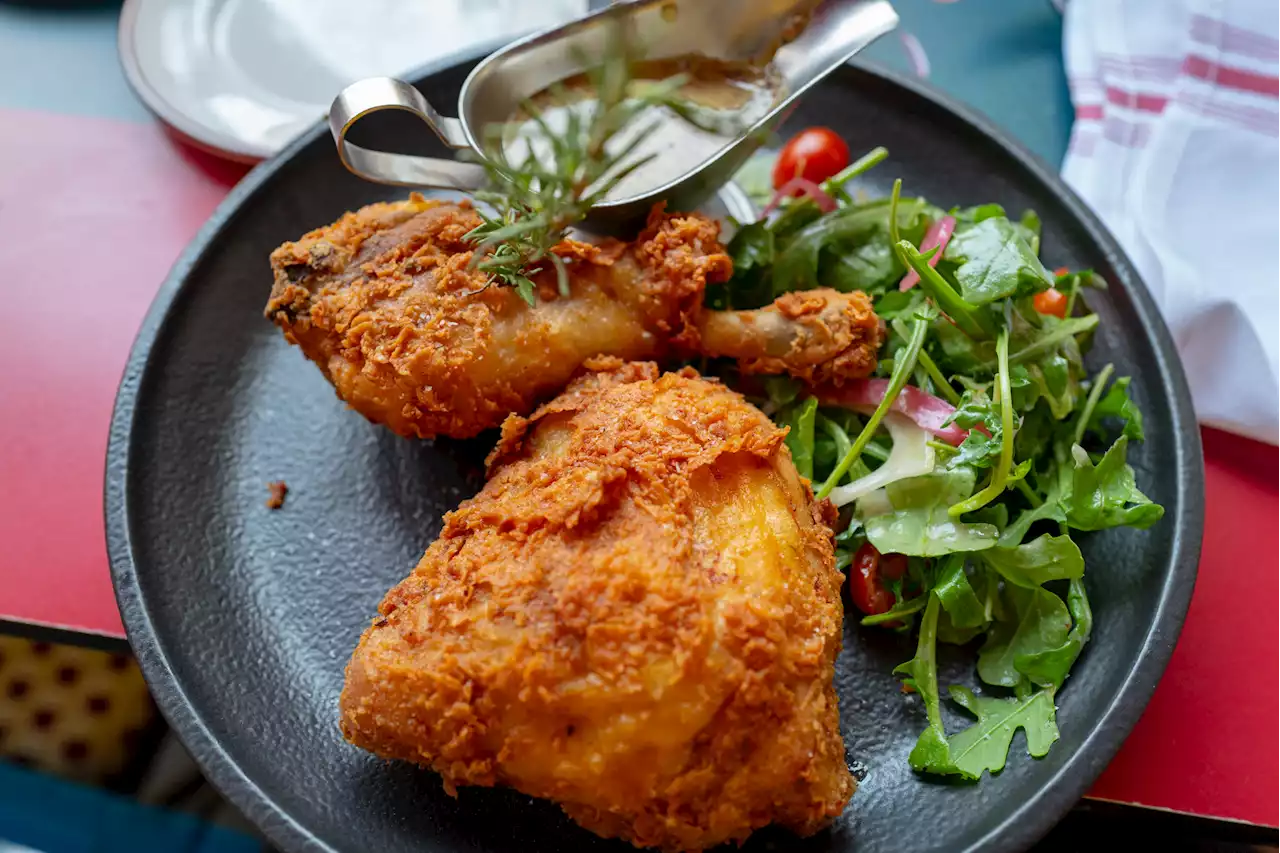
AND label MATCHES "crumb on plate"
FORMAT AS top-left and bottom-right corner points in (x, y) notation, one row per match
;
(266, 481), (288, 509)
